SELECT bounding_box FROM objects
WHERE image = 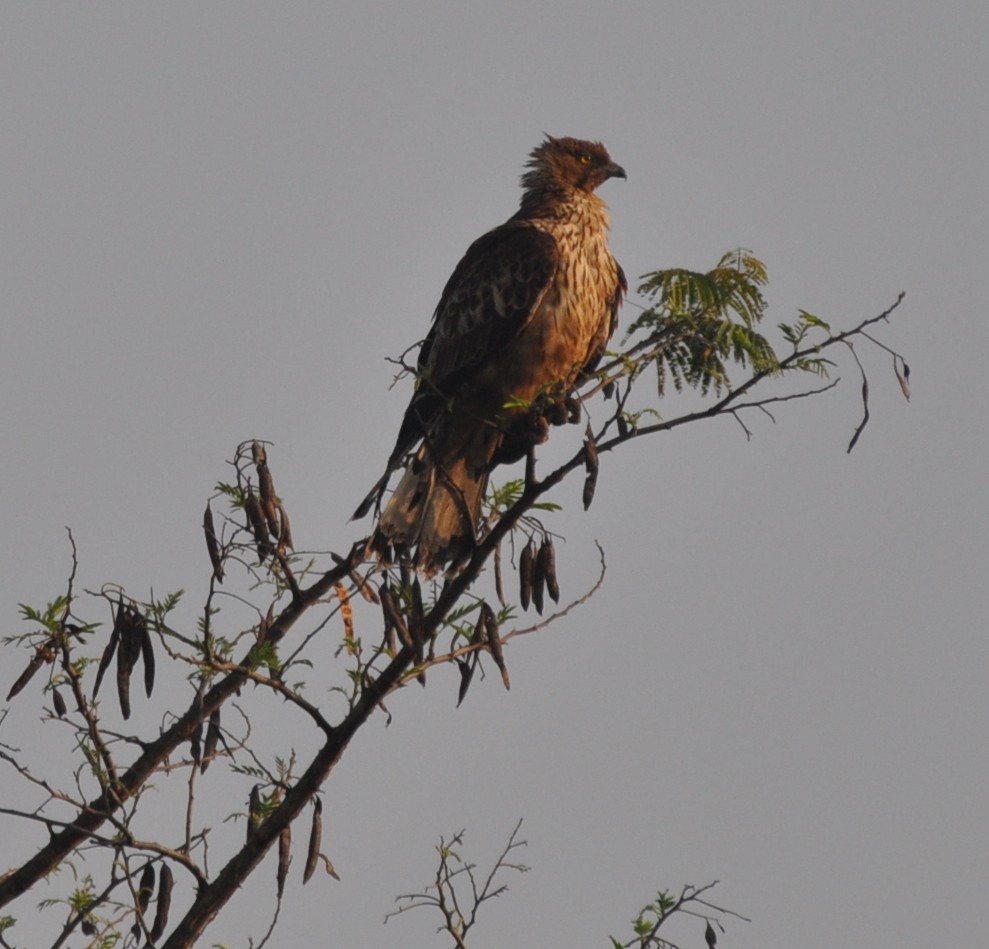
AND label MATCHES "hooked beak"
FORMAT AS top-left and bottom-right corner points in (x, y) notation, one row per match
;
(606, 162), (627, 181)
